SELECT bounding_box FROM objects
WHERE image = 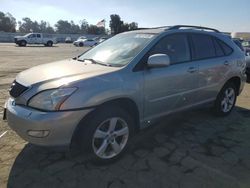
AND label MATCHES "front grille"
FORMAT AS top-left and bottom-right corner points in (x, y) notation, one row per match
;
(9, 80), (28, 98)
